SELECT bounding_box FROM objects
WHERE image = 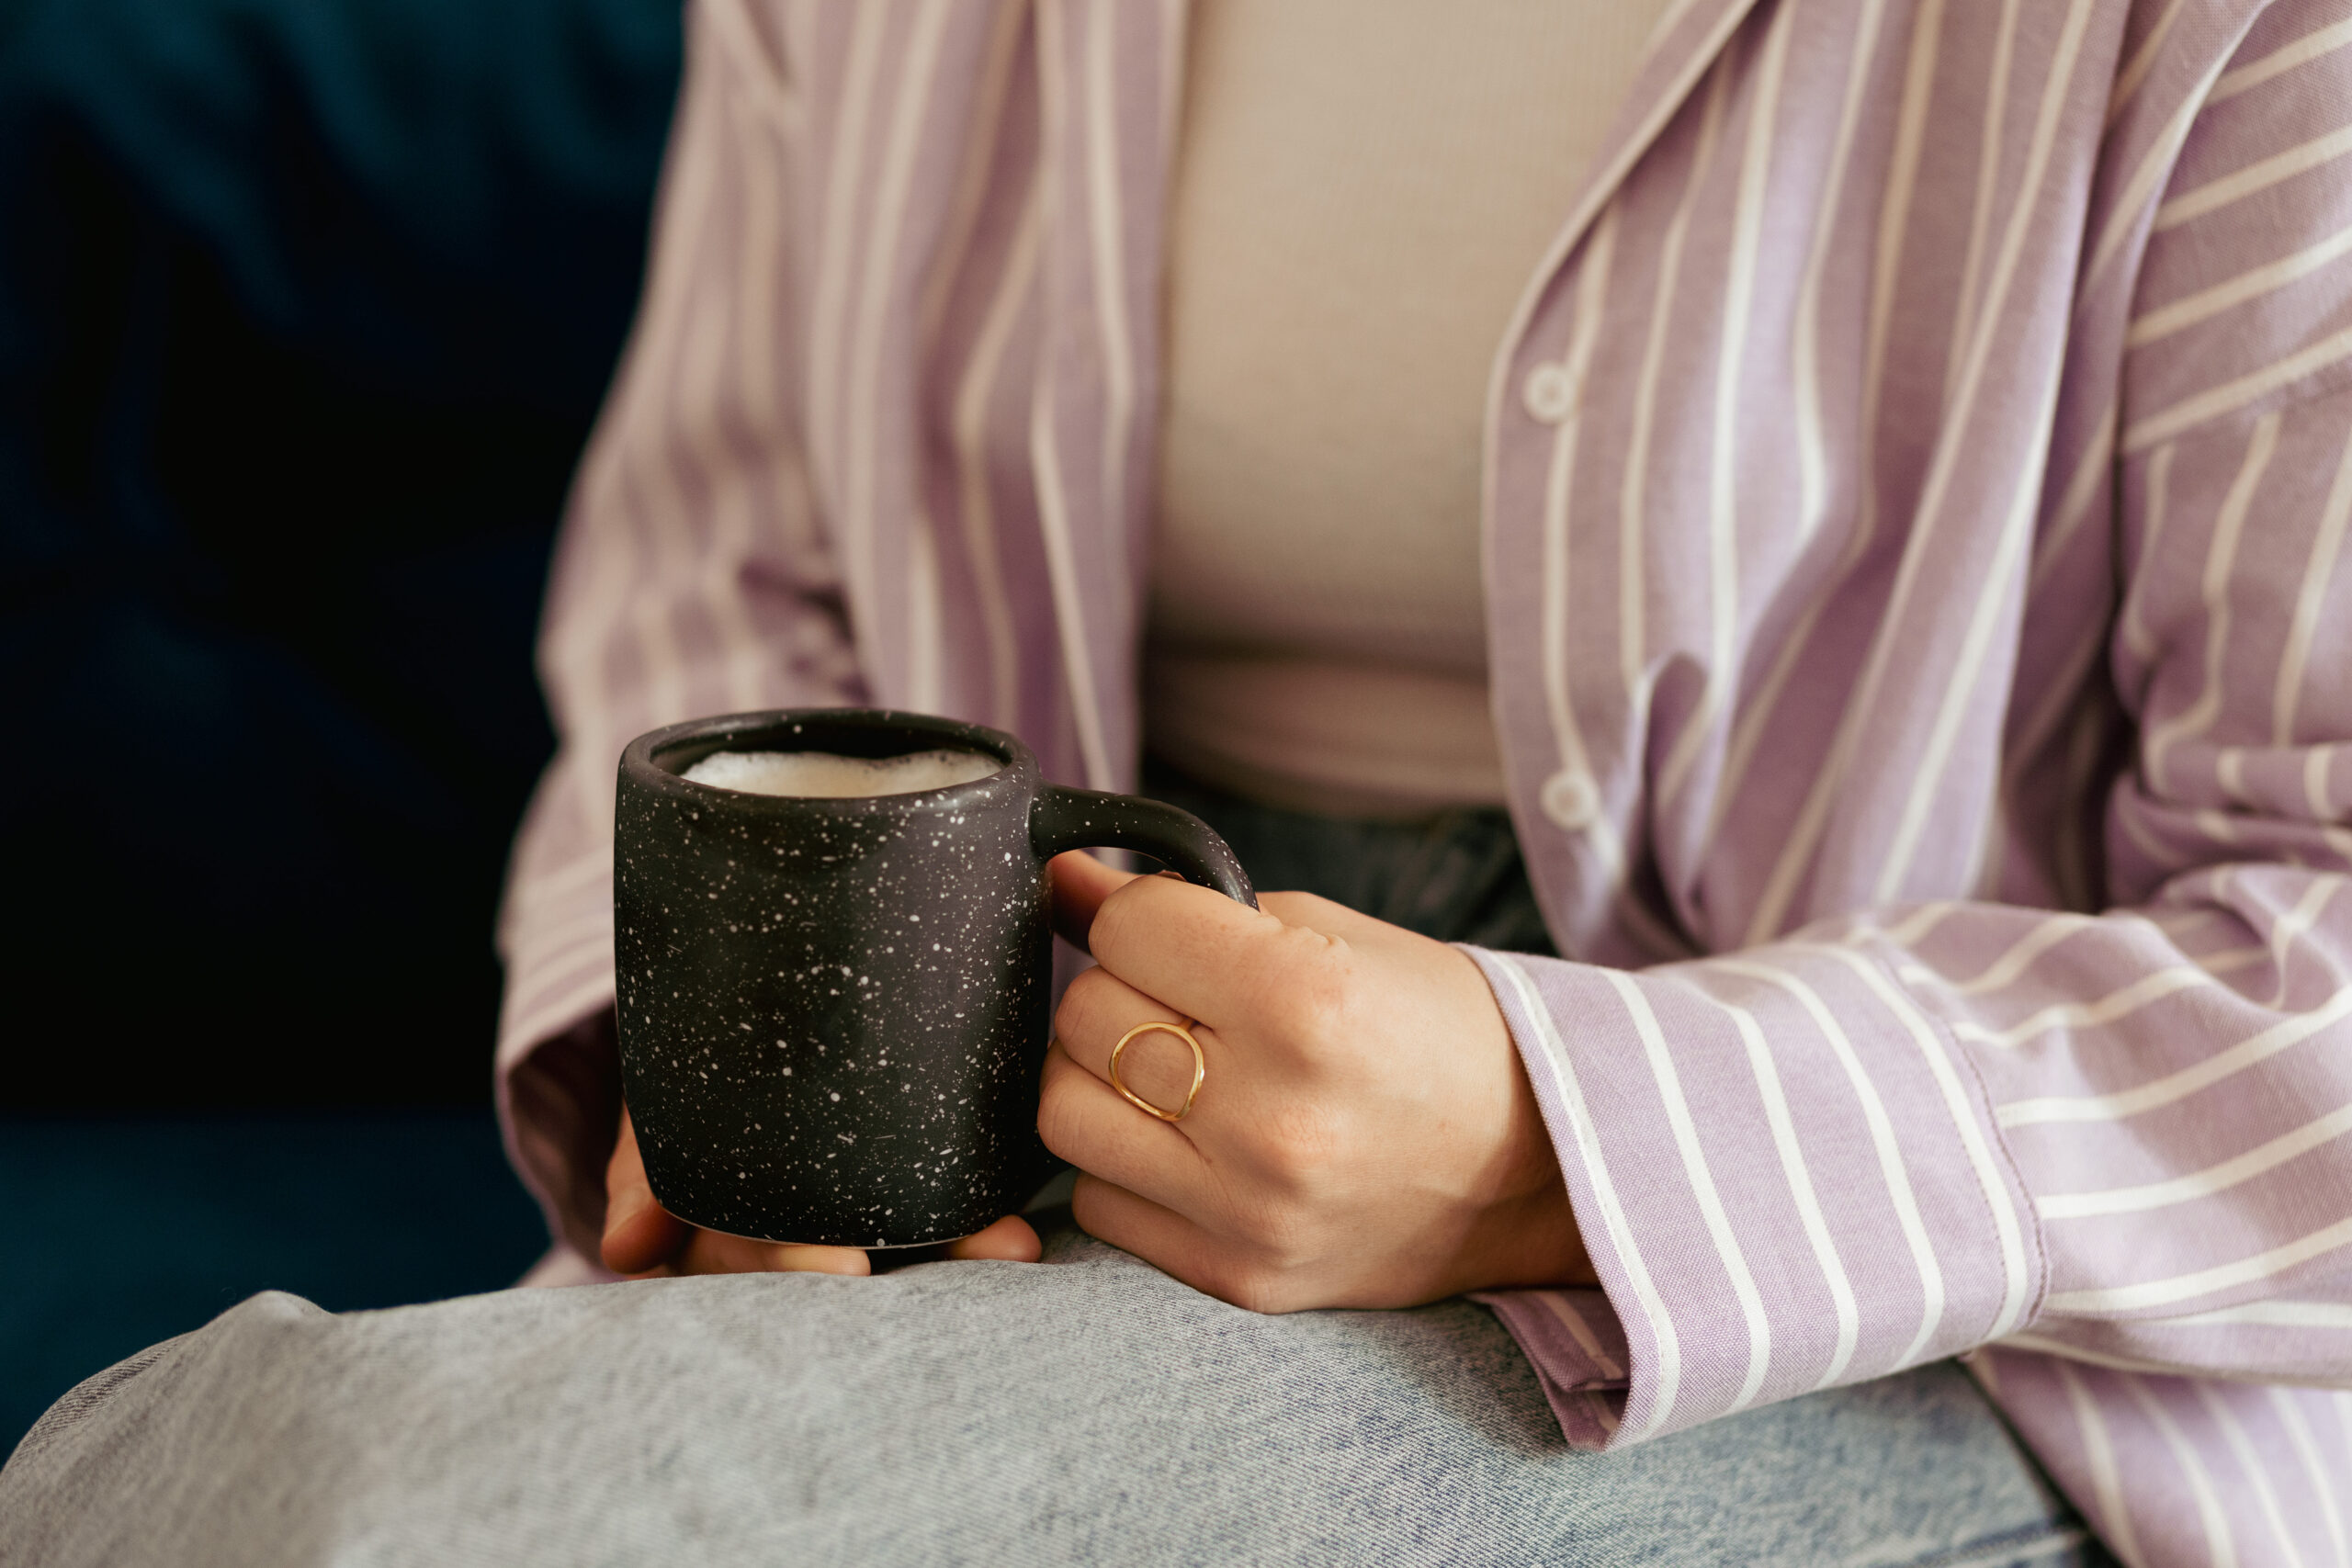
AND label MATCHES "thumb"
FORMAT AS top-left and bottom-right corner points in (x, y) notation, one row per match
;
(602, 1107), (688, 1275)
(1047, 850), (1140, 953)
